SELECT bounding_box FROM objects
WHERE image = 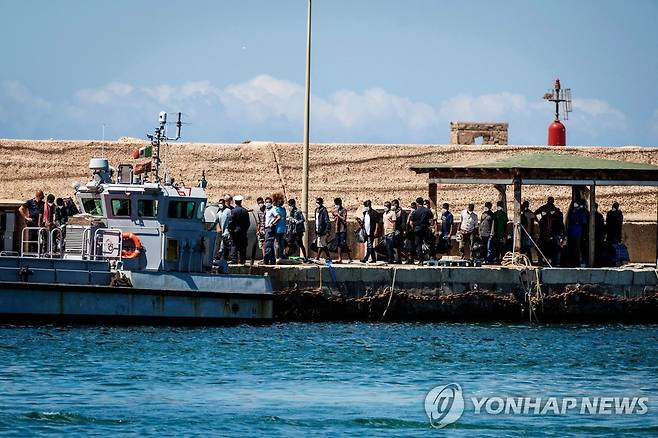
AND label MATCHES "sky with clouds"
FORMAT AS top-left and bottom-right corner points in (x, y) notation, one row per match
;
(1, 0), (657, 145)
